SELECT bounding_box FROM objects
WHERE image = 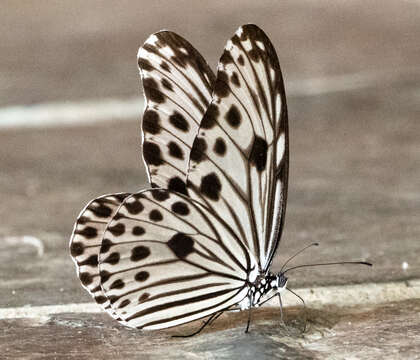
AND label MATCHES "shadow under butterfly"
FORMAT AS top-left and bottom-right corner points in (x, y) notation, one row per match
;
(69, 24), (372, 337)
